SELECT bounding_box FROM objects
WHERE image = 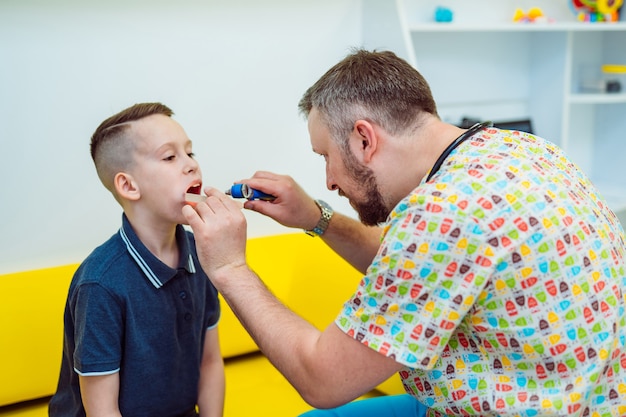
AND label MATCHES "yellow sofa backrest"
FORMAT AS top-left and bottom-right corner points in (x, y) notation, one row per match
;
(217, 233), (363, 355)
